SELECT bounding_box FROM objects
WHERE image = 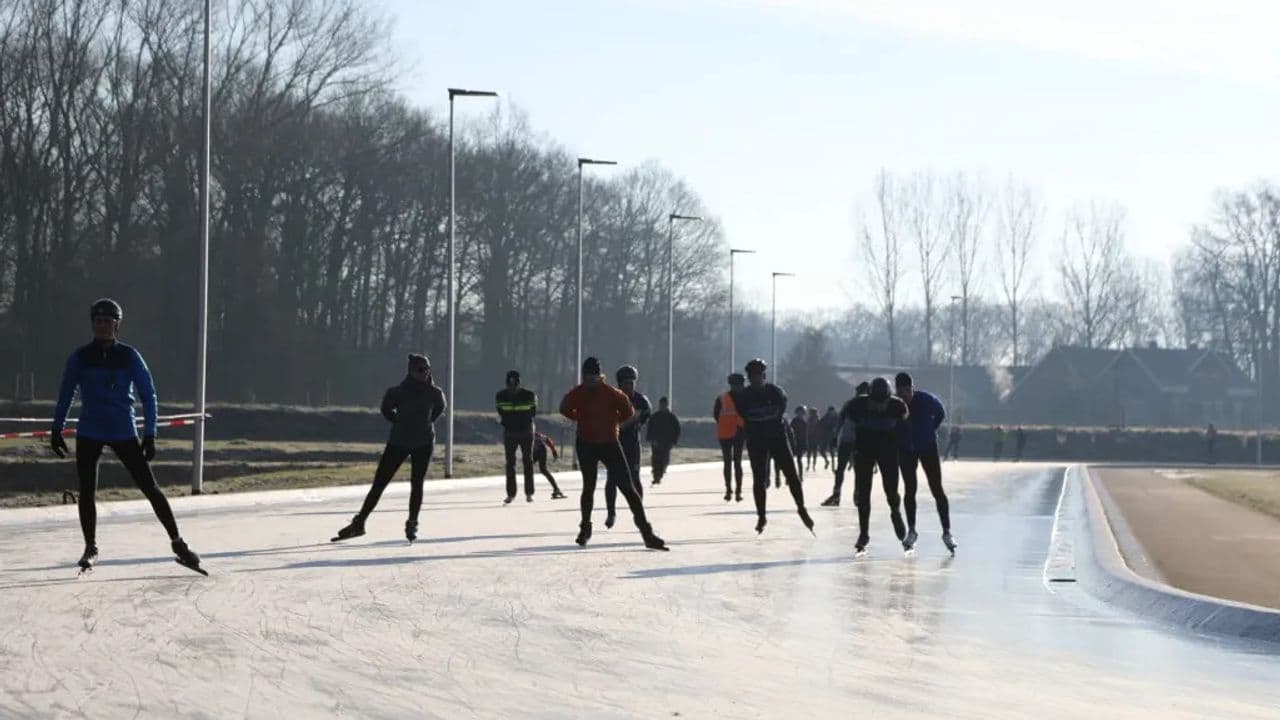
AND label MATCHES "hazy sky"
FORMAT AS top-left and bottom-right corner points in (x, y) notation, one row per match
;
(380, 0), (1280, 313)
